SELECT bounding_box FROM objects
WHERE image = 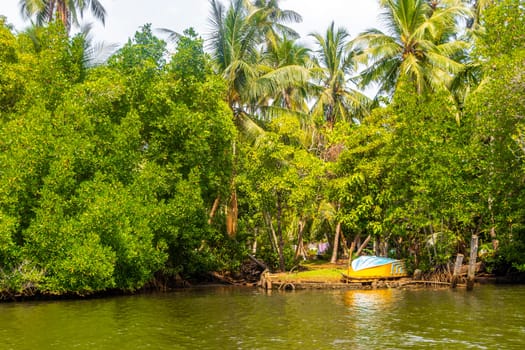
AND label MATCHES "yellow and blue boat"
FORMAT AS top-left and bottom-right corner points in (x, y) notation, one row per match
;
(345, 256), (407, 280)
